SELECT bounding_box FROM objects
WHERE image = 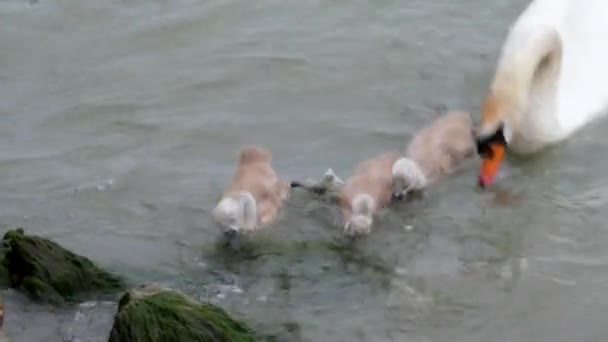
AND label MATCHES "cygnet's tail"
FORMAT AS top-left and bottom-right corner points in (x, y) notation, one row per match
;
(321, 168), (344, 186)
(290, 168), (343, 196)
